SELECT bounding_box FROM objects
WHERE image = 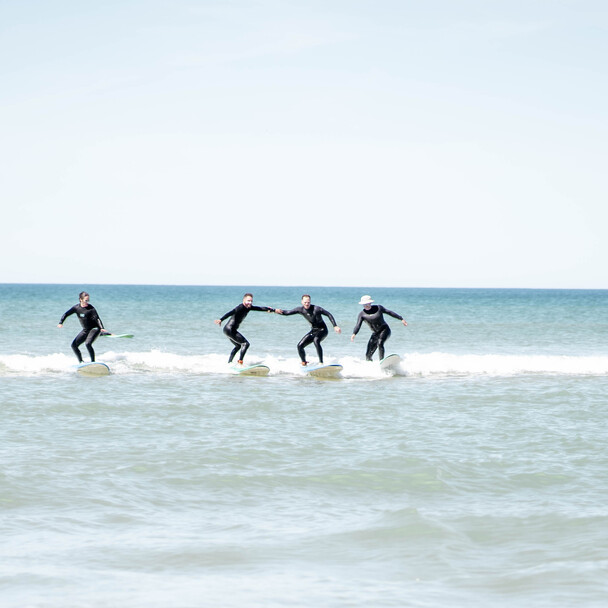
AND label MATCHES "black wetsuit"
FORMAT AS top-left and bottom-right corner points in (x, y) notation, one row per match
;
(352, 304), (404, 361)
(219, 303), (275, 363)
(59, 304), (105, 363)
(279, 305), (338, 364)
